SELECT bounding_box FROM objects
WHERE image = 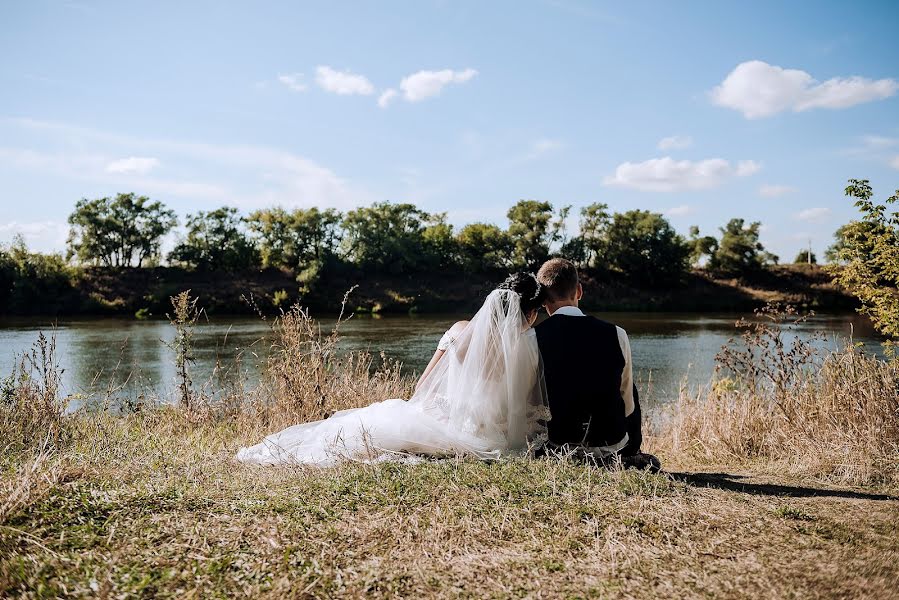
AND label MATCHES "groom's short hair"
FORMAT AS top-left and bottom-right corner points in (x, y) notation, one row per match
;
(537, 258), (579, 301)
